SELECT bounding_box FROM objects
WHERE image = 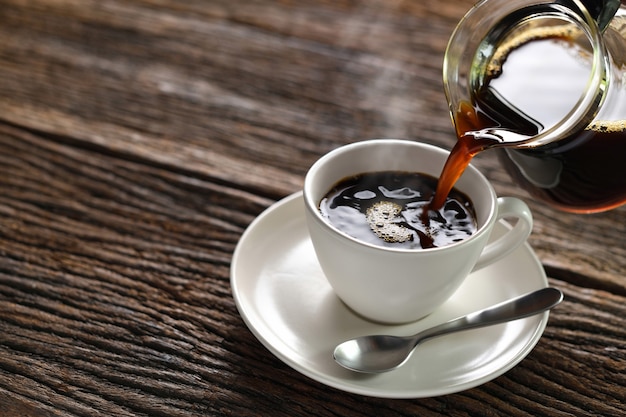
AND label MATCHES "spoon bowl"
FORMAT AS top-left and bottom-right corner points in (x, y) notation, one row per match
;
(333, 287), (563, 373)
